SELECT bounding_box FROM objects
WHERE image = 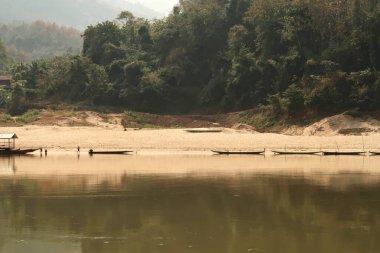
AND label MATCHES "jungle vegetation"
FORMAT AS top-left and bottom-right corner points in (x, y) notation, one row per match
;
(1, 0), (380, 116)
